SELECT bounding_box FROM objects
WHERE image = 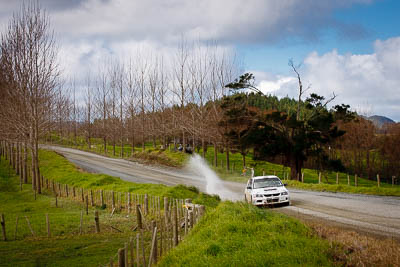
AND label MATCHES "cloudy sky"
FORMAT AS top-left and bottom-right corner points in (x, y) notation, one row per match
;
(1, 0), (399, 121)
